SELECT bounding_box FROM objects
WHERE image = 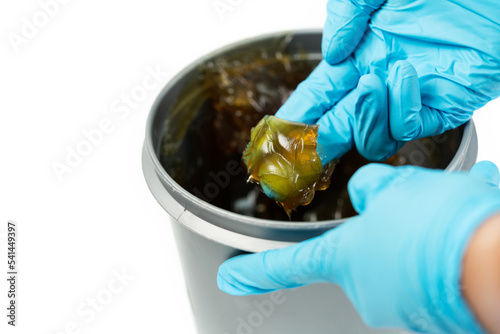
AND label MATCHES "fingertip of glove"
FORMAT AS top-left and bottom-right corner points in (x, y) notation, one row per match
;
(217, 263), (230, 290)
(322, 1), (370, 65)
(356, 74), (386, 100)
(322, 47), (347, 66)
(348, 164), (408, 213)
(261, 181), (287, 202)
(388, 60), (418, 81)
(217, 262), (247, 296)
(469, 161), (500, 188)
